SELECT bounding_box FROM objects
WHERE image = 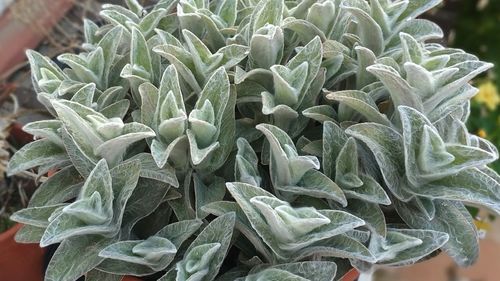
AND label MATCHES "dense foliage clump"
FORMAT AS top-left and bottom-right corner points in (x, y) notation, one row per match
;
(7, 0), (500, 280)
